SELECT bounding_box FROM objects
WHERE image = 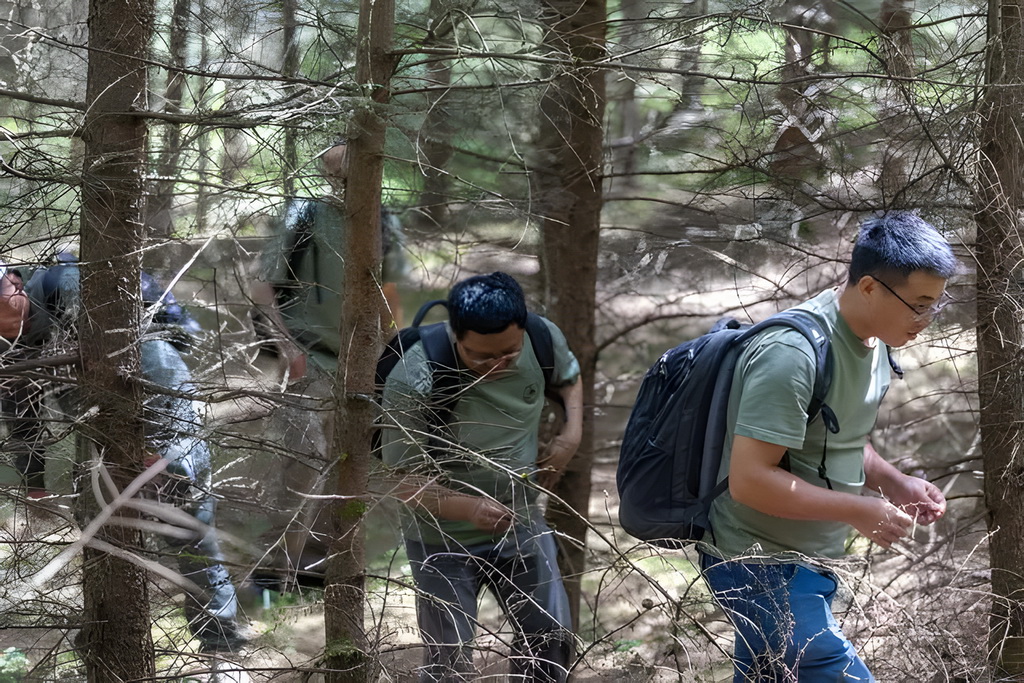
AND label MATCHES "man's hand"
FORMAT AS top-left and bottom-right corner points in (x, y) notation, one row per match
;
(536, 434), (580, 490)
(851, 497), (915, 549)
(277, 339), (307, 384)
(886, 473), (946, 526)
(467, 497), (514, 534)
(863, 443), (946, 527)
